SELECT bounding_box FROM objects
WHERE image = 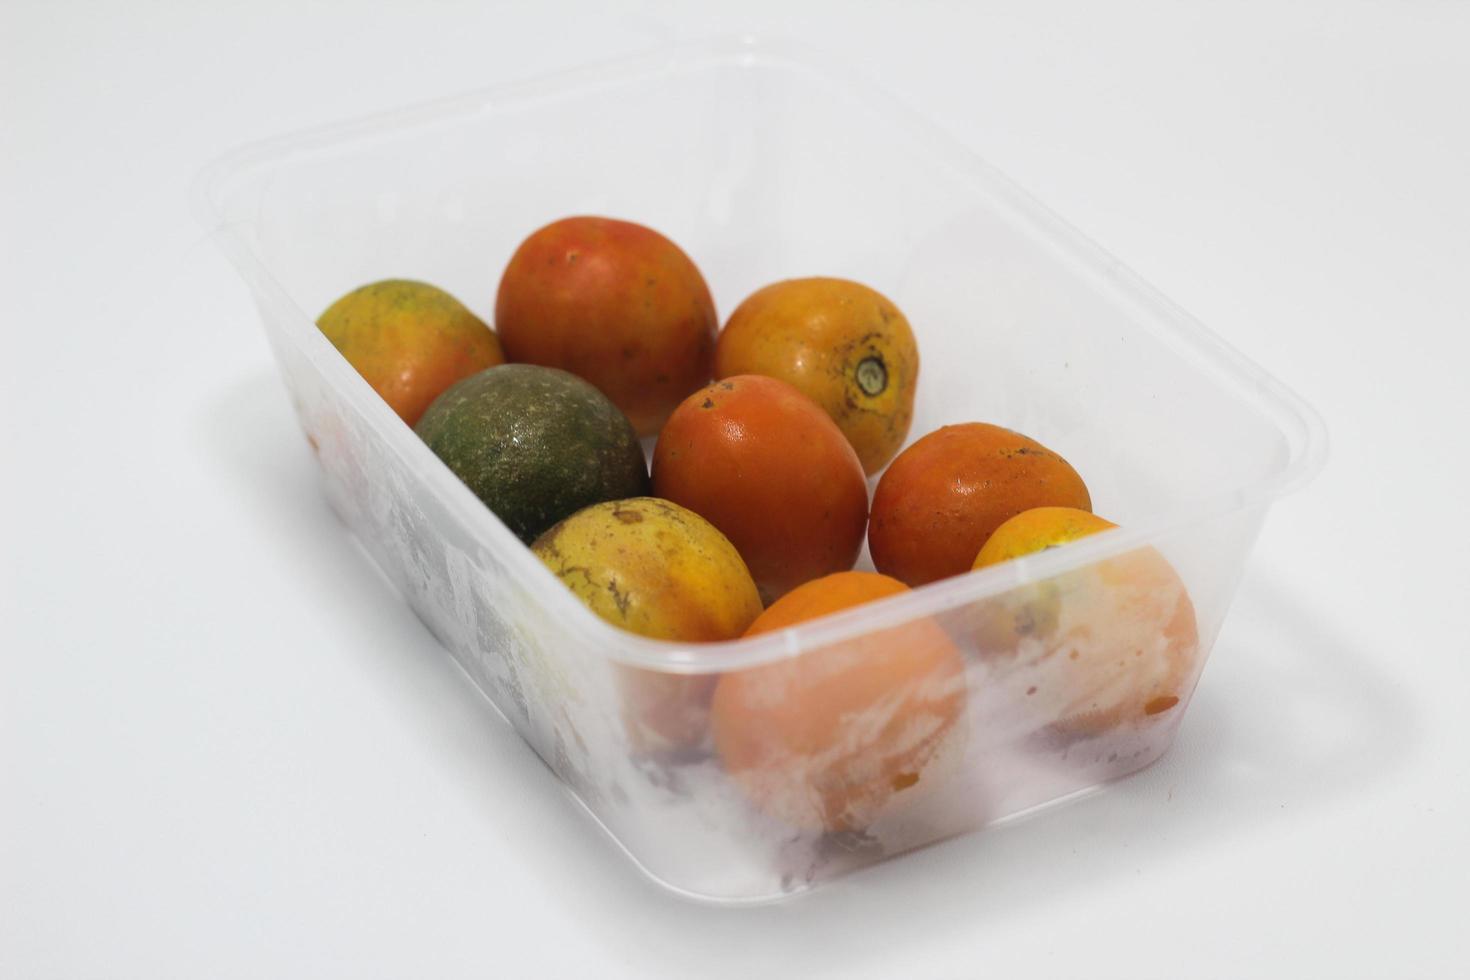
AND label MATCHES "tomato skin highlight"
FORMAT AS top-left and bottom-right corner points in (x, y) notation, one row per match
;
(870, 422), (1092, 587)
(496, 216), (717, 437)
(652, 375), (869, 603)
